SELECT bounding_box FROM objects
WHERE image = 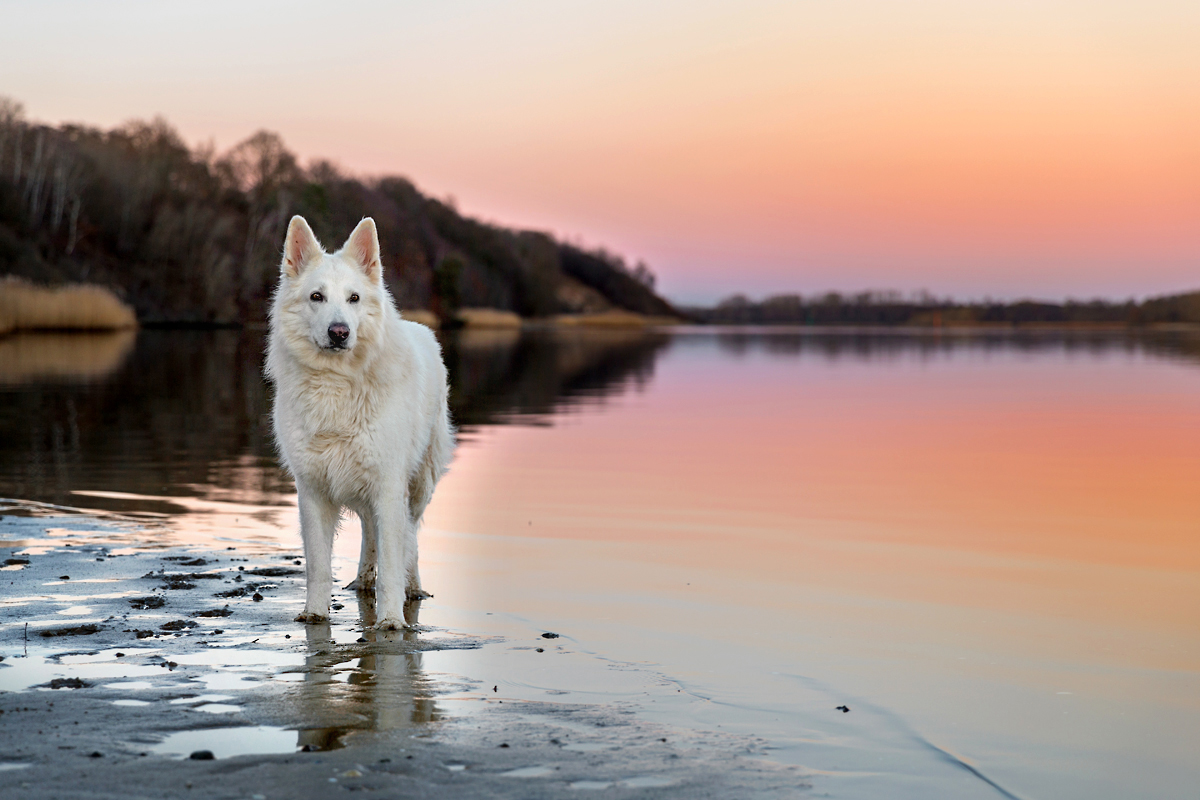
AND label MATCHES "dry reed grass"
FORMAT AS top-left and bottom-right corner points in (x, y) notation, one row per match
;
(0, 277), (137, 335)
(553, 310), (681, 327)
